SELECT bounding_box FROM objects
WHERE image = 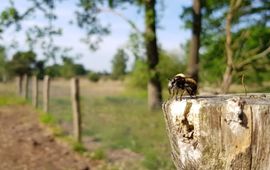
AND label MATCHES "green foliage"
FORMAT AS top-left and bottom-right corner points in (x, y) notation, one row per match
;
(33, 60), (46, 79)
(45, 57), (87, 78)
(0, 7), (19, 24)
(157, 50), (186, 87)
(0, 96), (26, 106)
(181, 0), (270, 86)
(8, 50), (36, 76)
(88, 71), (100, 82)
(0, 46), (8, 82)
(111, 48), (128, 80)
(45, 64), (61, 78)
(40, 113), (56, 125)
(59, 57), (77, 79)
(127, 58), (148, 89)
(72, 142), (87, 153)
(89, 148), (106, 160)
(128, 50), (186, 89)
